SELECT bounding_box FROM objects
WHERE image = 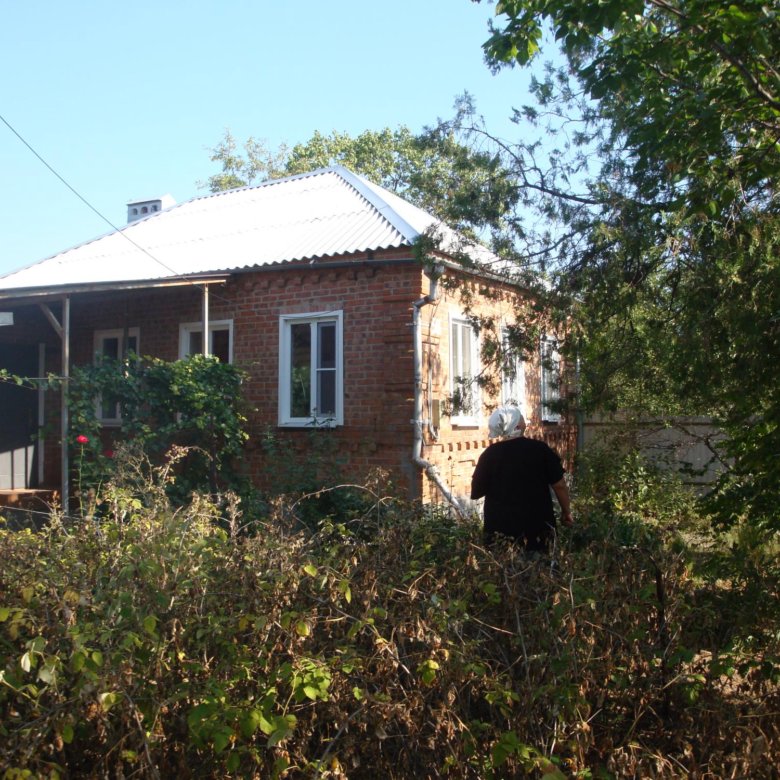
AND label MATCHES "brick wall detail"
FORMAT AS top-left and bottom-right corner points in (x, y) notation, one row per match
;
(0, 248), (575, 504)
